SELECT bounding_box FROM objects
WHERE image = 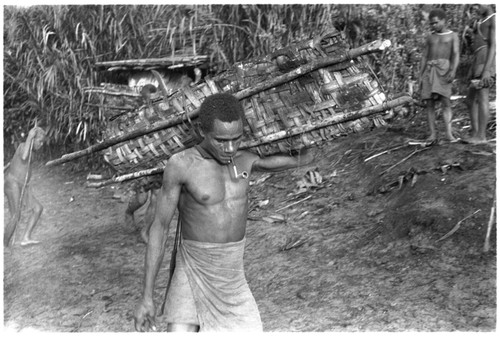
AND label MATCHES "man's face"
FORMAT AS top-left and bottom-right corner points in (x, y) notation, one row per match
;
(201, 118), (243, 165)
(429, 16), (445, 33)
